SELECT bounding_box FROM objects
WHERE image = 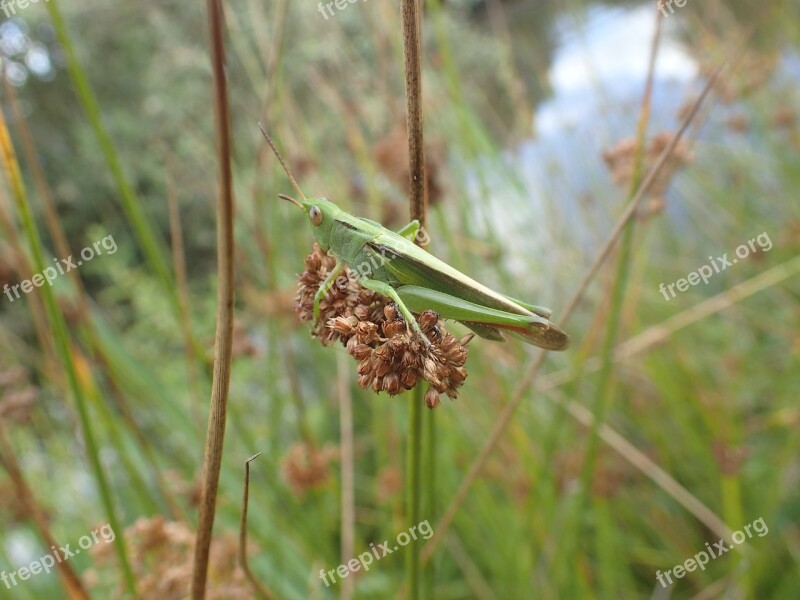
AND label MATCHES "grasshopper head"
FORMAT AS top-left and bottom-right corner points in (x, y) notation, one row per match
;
(280, 194), (339, 251)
